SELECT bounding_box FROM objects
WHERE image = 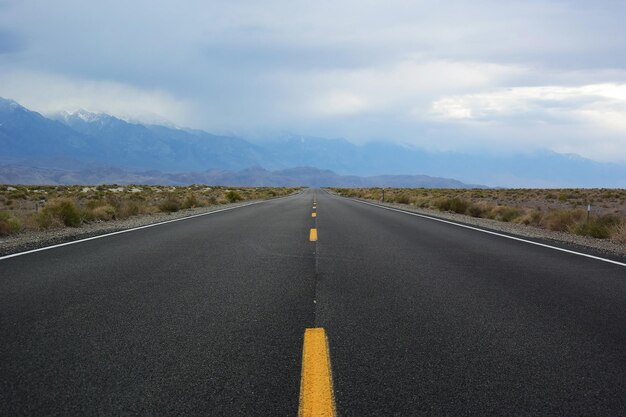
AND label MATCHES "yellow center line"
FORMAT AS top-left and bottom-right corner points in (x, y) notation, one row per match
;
(309, 228), (318, 241)
(312, 212), (317, 218)
(298, 328), (336, 417)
